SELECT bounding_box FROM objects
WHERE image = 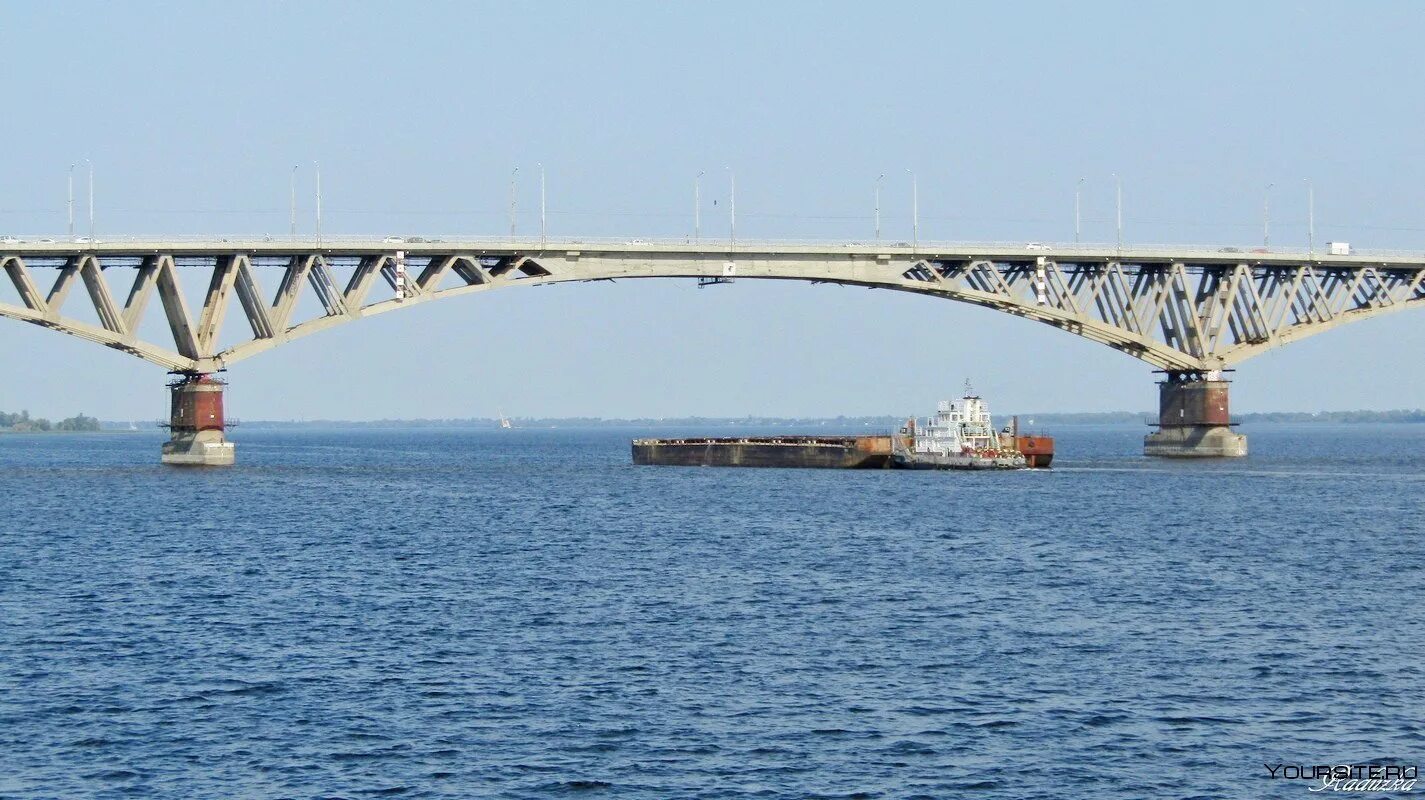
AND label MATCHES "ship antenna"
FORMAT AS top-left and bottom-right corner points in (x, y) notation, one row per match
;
(963, 378), (974, 397)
